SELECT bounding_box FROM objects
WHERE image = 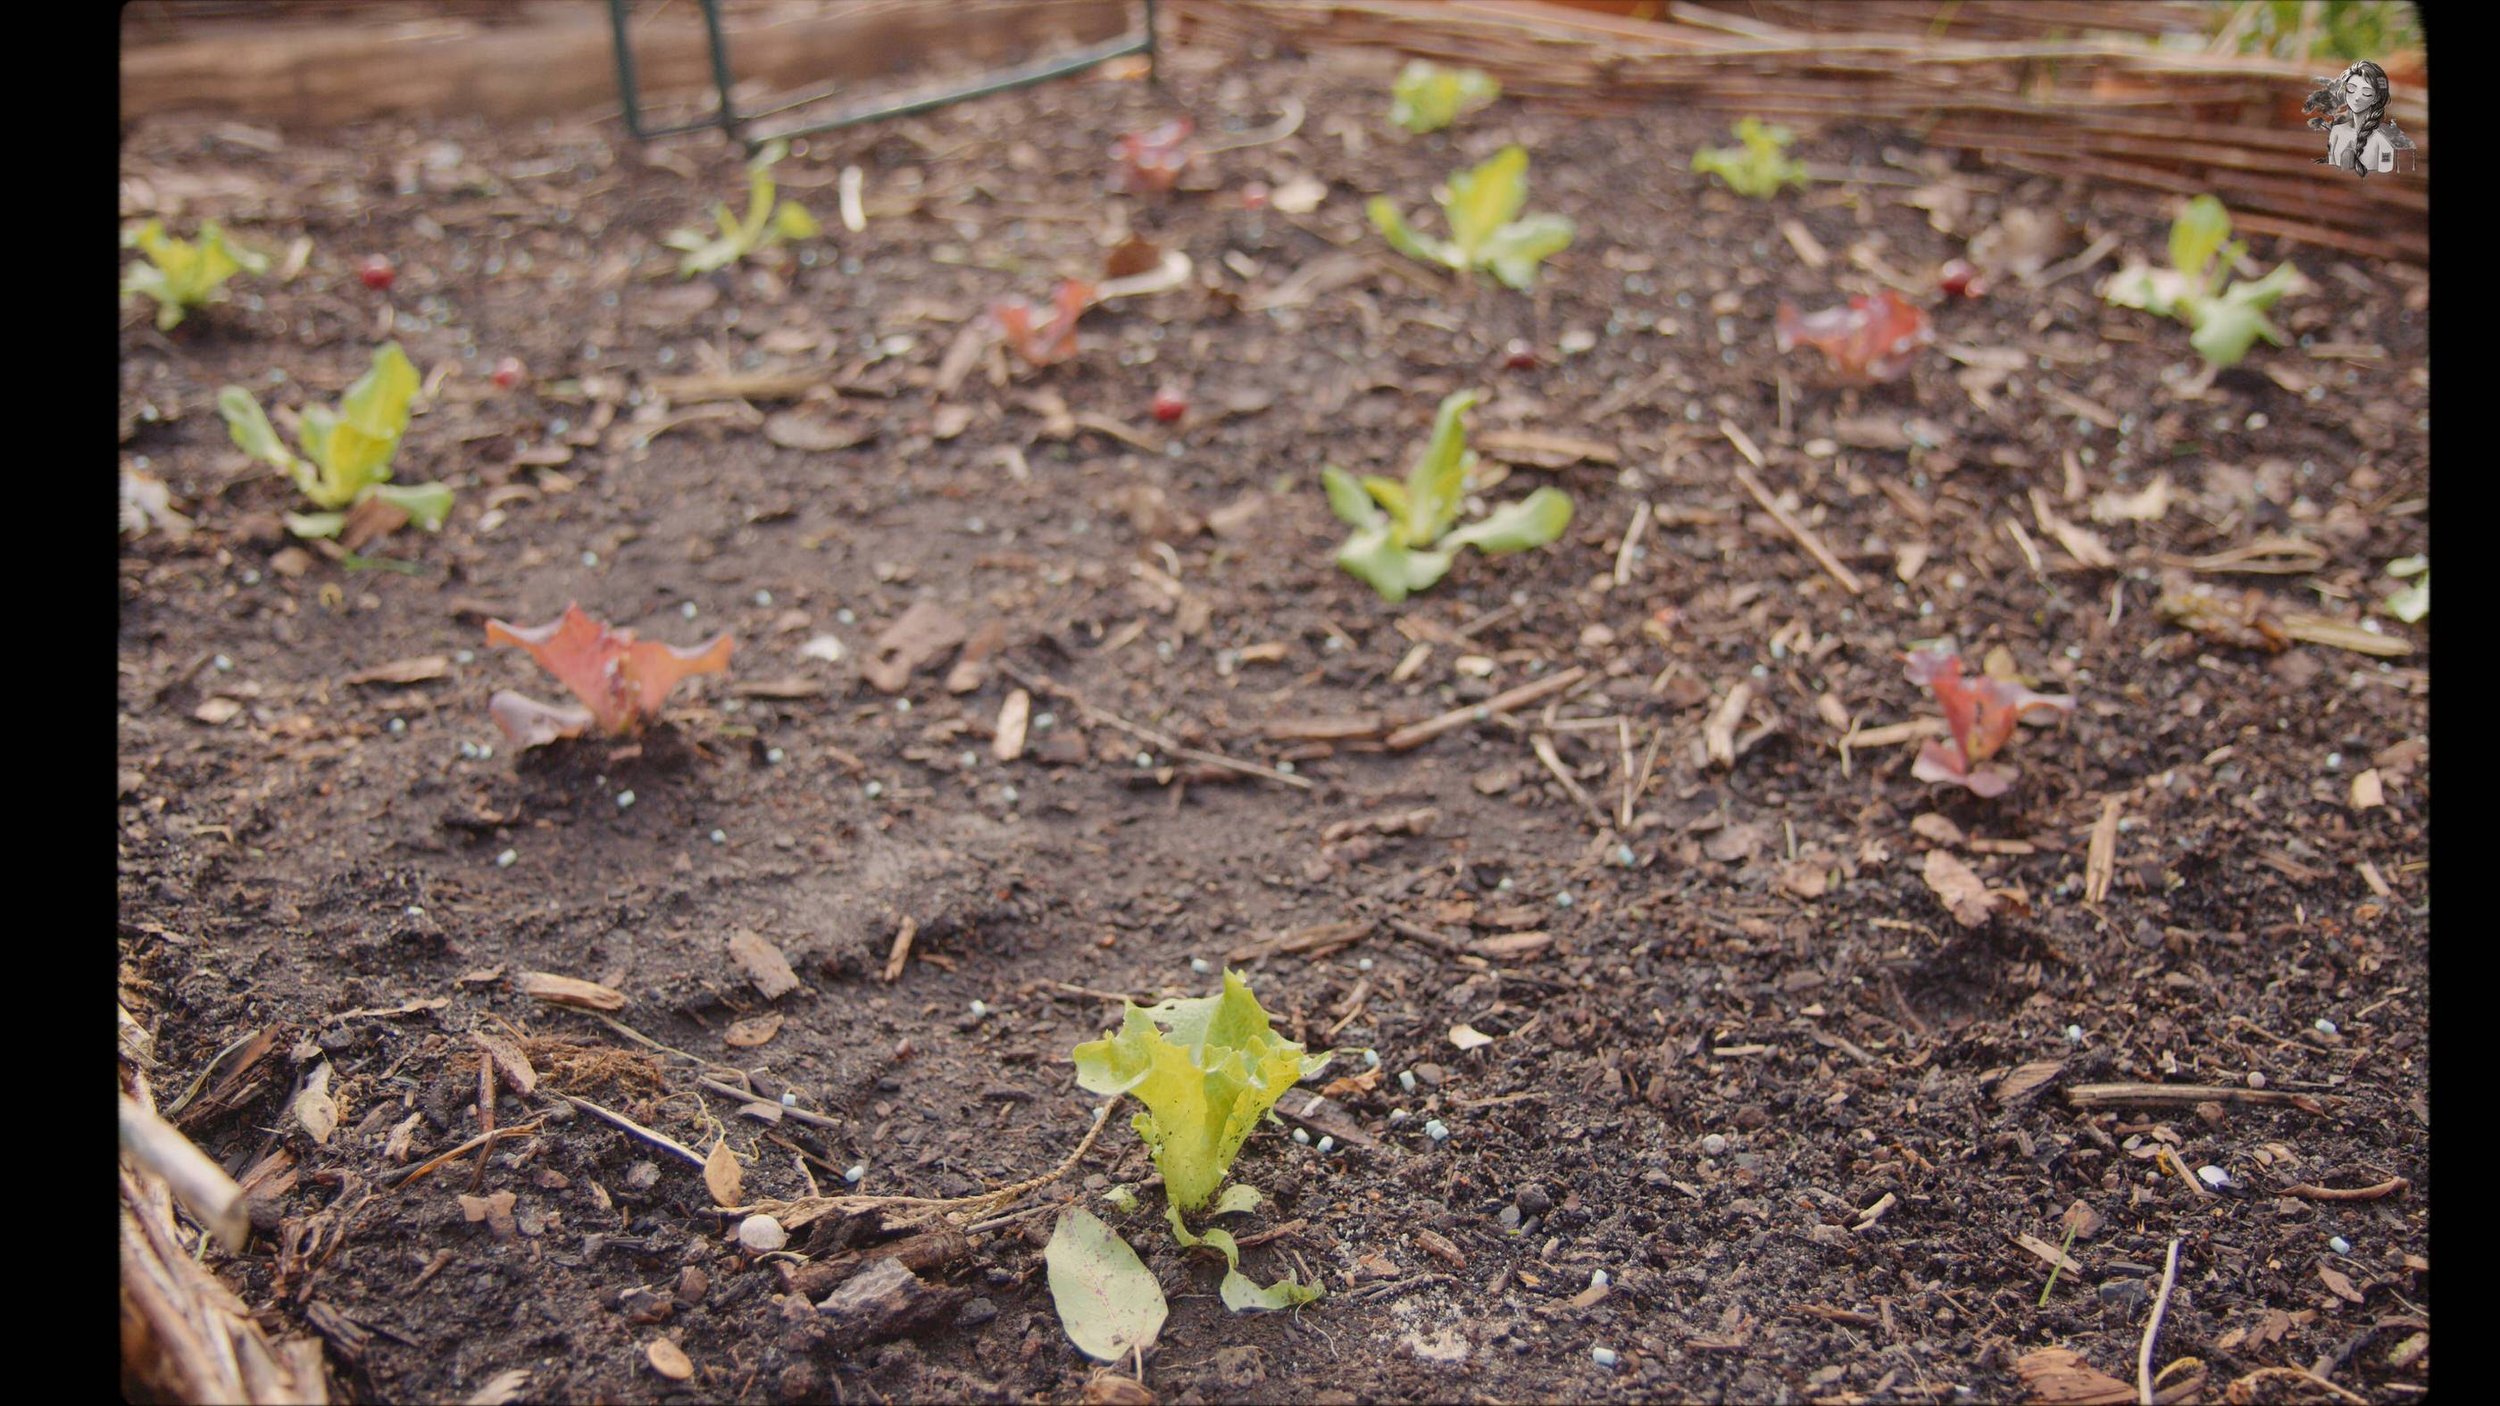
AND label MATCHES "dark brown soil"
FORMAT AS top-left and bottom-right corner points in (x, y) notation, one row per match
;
(119, 31), (2429, 1406)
